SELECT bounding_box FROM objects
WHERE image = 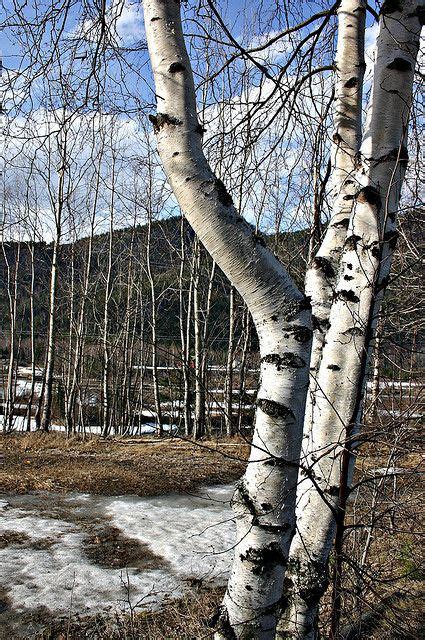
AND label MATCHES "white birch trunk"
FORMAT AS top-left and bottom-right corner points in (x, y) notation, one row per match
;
(40, 123), (68, 433)
(279, 3), (422, 637)
(25, 240), (36, 432)
(193, 239), (205, 439)
(102, 153), (115, 437)
(225, 286), (235, 437)
(143, 2), (312, 636)
(303, 0), (366, 443)
(2, 242), (20, 433)
(178, 215), (192, 436)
